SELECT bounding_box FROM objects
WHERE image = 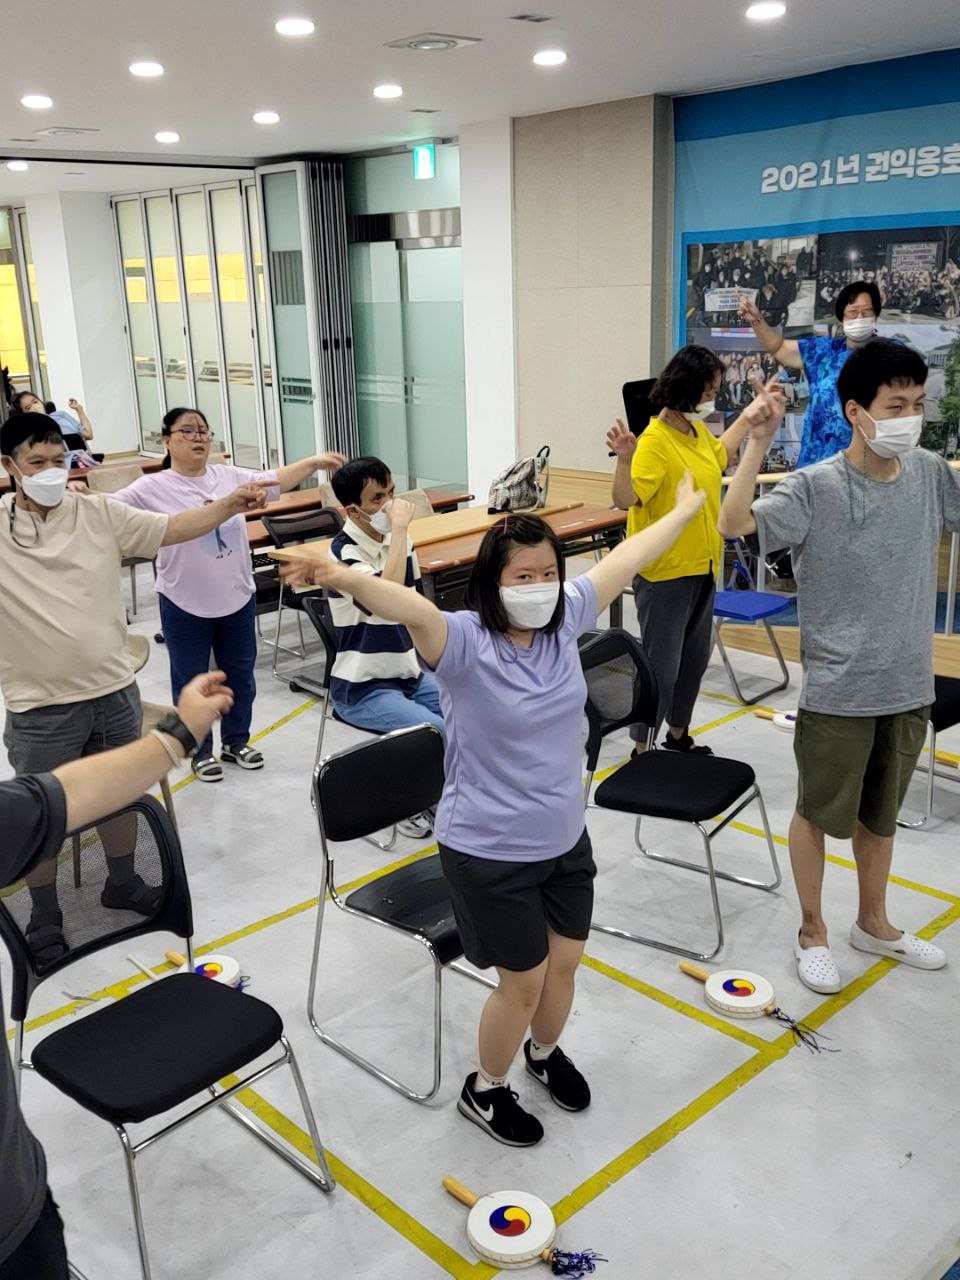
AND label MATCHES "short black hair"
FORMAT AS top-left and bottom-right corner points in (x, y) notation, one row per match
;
(162, 406), (209, 435)
(0, 412), (65, 459)
(465, 513), (565, 635)
(834, 280), (883, 323)
(836, 338), (927, 417)
(330, 456), (392, 507)
(650, 345), (724, 413)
